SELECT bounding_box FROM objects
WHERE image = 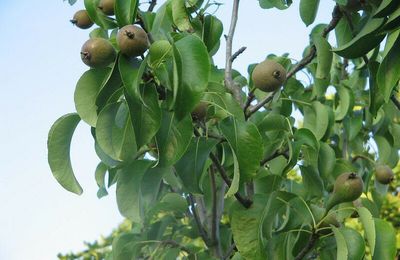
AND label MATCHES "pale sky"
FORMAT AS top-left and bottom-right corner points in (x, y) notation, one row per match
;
(0, 1), (334, 259)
